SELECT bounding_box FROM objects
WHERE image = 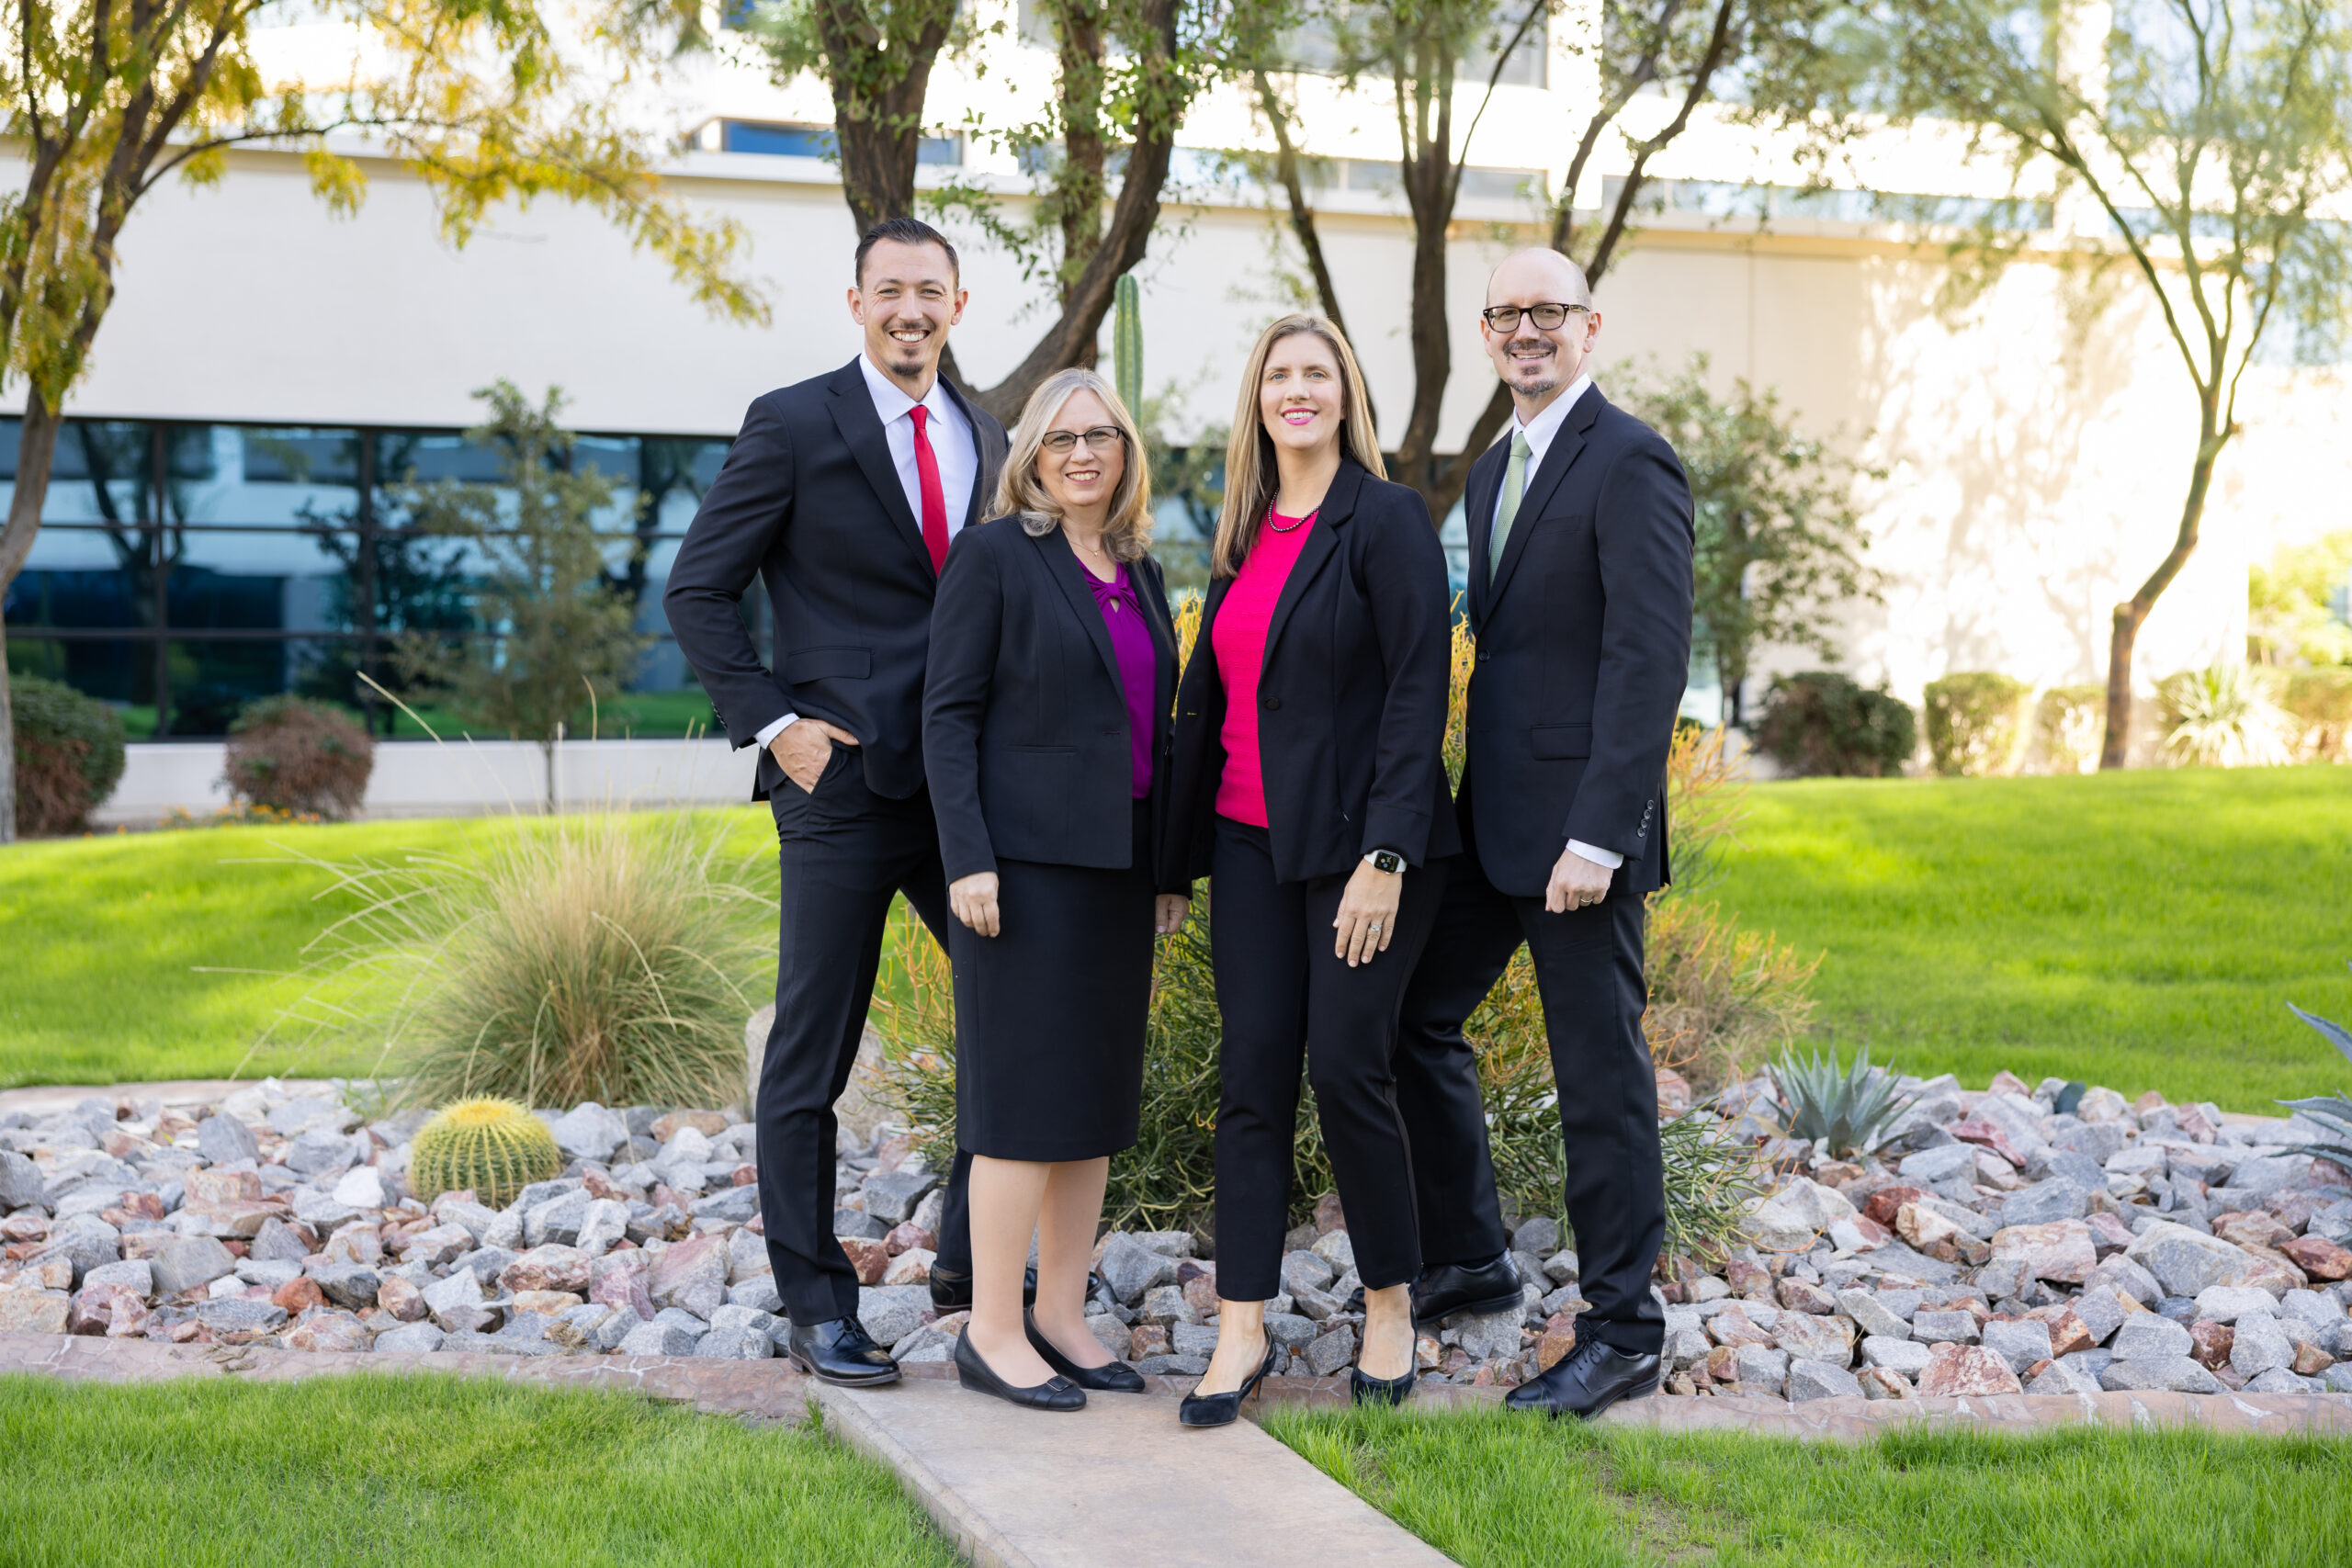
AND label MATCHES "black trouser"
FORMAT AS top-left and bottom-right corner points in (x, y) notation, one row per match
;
(1393, 841), (1665, 1356)
(760, 746), (973, 1326)
(1208, 816), (1445, 1302)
